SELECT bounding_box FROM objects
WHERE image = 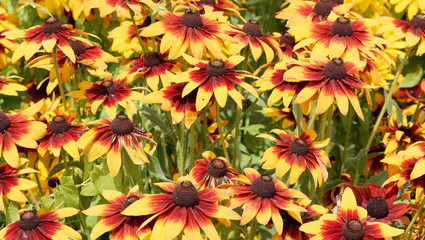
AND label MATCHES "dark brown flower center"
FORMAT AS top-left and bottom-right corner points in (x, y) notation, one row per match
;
(42, 17), (64, 33)
(332, 0), (344, 4)
(399, 125), (411, 137)
(48, 177), (61, 188)
(342, 219), (365, 240)
(242, 20), (262, 37)
(312, 0), (333, 17)
(121, 196), (139, 211)
(99, 81), (117, 95)
(69, 39), (86, 56)
(0, 111), (10, 132)
(410, 15), (425, 29)
(251, 175), (276, 198)
(200, 0), (216, 5)
(289, 138), (309, 155)
(19, 210), (40, 230)
(206, 60), (227, 76)
(110, 114), (134, 135)
(172, 181), (199, 208)
(181, 9), (203, 28)
(207, 158), (227, 178)
(279, 33), (296, 46)
(143, 52), (162, 67)
(323, 58), (347, 80)
(367, 196), (389, 218)
(48, 116), (69, 133)
(331, 17), (353, 37)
